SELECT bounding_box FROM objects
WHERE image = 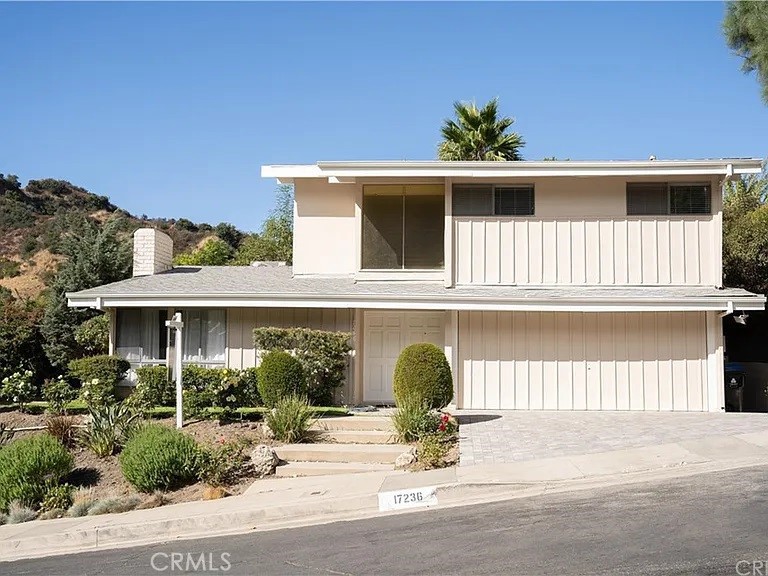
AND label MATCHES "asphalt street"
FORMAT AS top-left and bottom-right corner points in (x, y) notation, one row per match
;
(5, 465), (768, 576)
